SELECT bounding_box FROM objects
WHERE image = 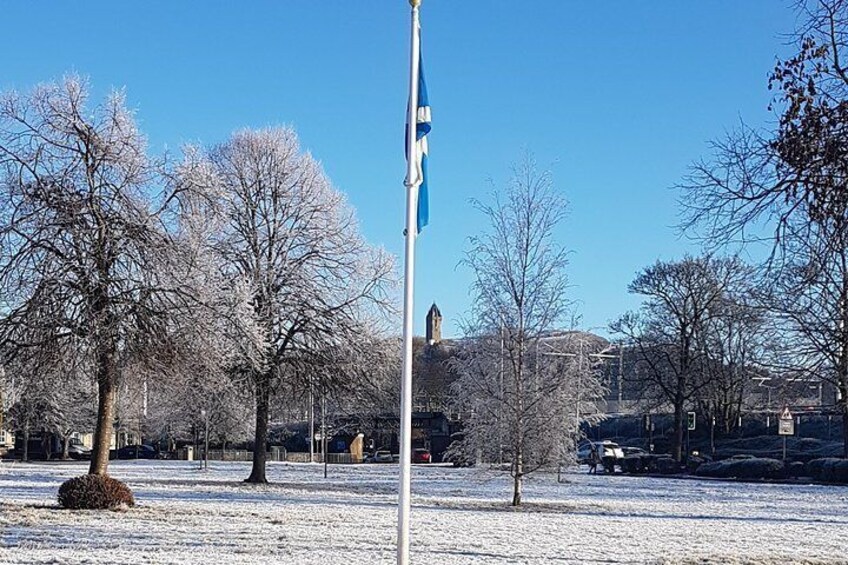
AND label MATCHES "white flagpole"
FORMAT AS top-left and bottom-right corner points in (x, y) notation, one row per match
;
(398, 1), (421, 564)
